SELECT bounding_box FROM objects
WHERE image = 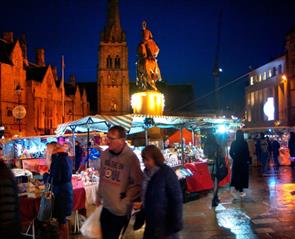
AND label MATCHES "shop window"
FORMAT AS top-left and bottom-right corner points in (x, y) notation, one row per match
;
(259, 74), (262, 82)
(263, 72), (267, 80)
